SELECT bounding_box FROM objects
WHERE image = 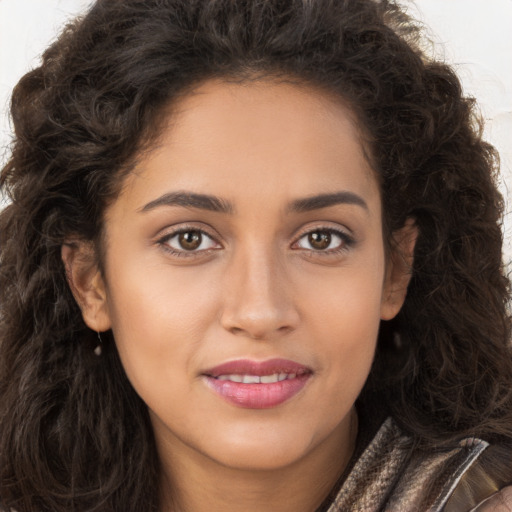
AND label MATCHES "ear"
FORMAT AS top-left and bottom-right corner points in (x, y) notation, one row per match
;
(61, 241), (112, 332)
(380, 218), (418, 320)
